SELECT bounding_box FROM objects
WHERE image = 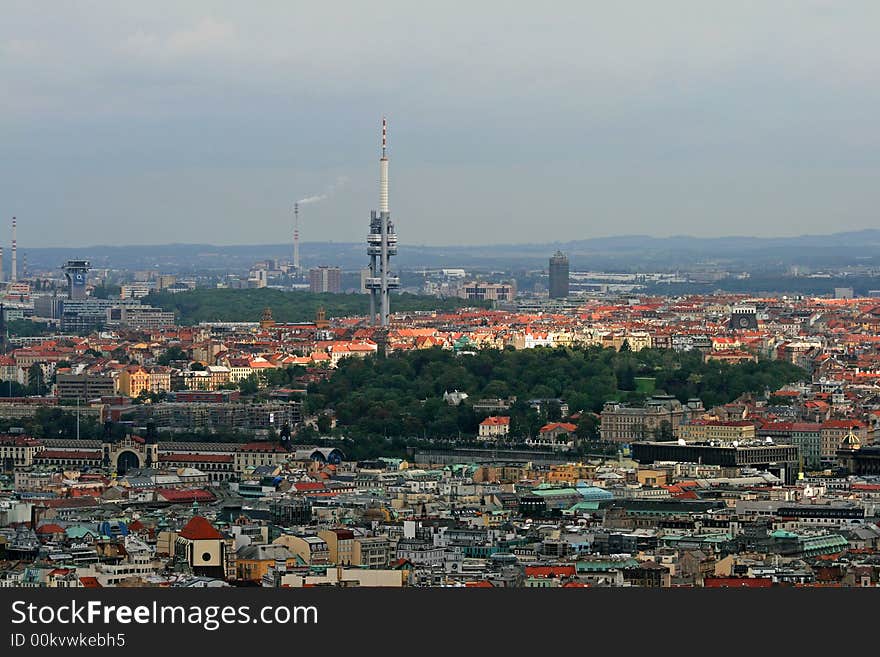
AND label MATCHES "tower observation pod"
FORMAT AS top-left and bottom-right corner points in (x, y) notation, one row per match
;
(365, 117), (399, 326)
